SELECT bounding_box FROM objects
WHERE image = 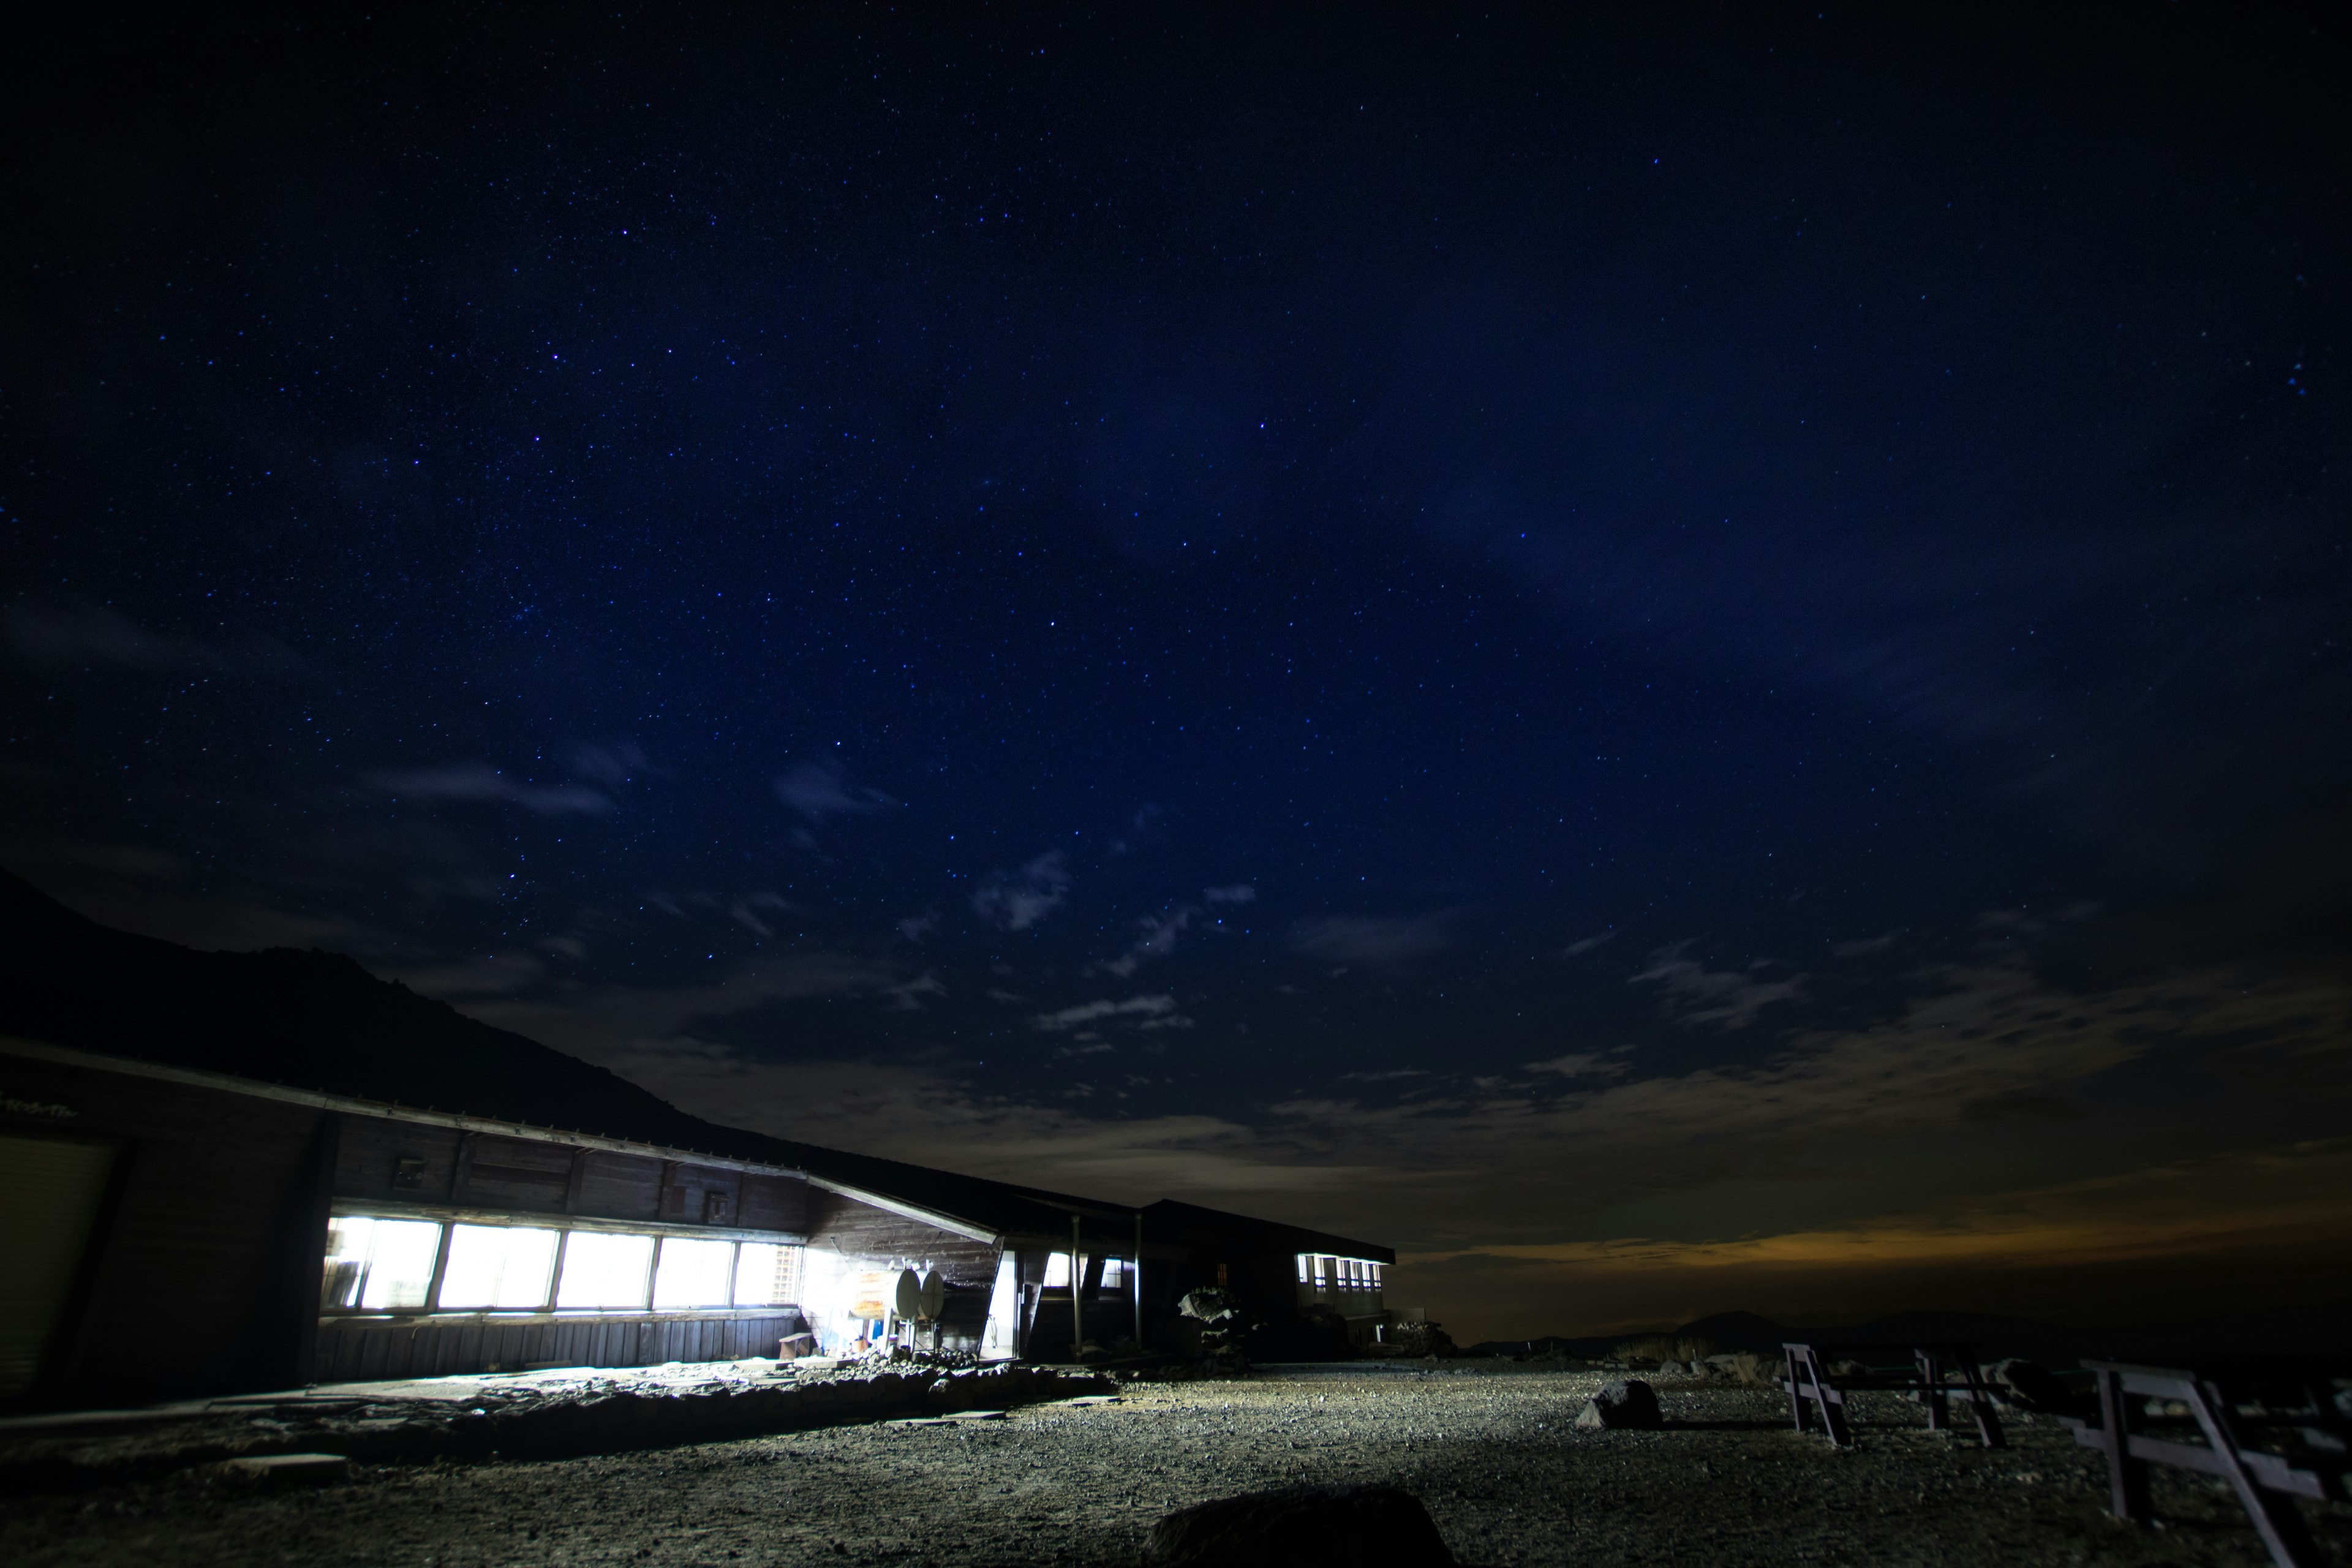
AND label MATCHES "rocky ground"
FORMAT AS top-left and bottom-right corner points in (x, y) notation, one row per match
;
(5, 1362), (2346, 1567)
